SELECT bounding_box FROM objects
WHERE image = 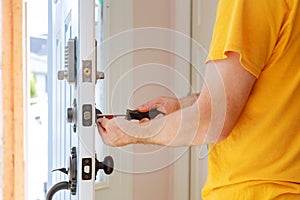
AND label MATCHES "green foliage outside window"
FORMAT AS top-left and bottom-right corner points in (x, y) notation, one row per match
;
(30, 72), (37, 98)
